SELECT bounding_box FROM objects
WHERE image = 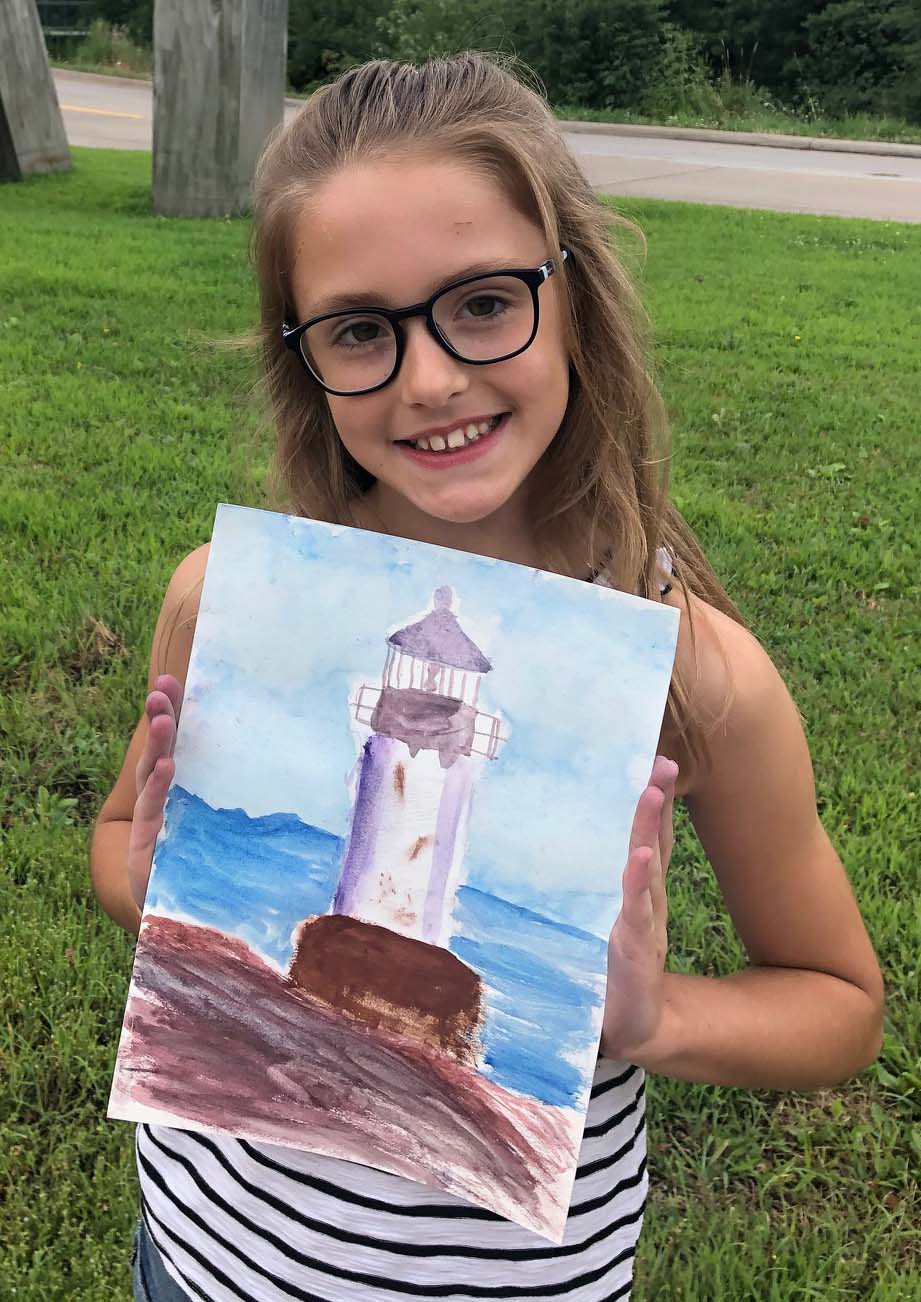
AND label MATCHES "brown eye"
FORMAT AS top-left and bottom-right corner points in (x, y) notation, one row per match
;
(331, 319), (388, 348)
(465, 295), (505, 319)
